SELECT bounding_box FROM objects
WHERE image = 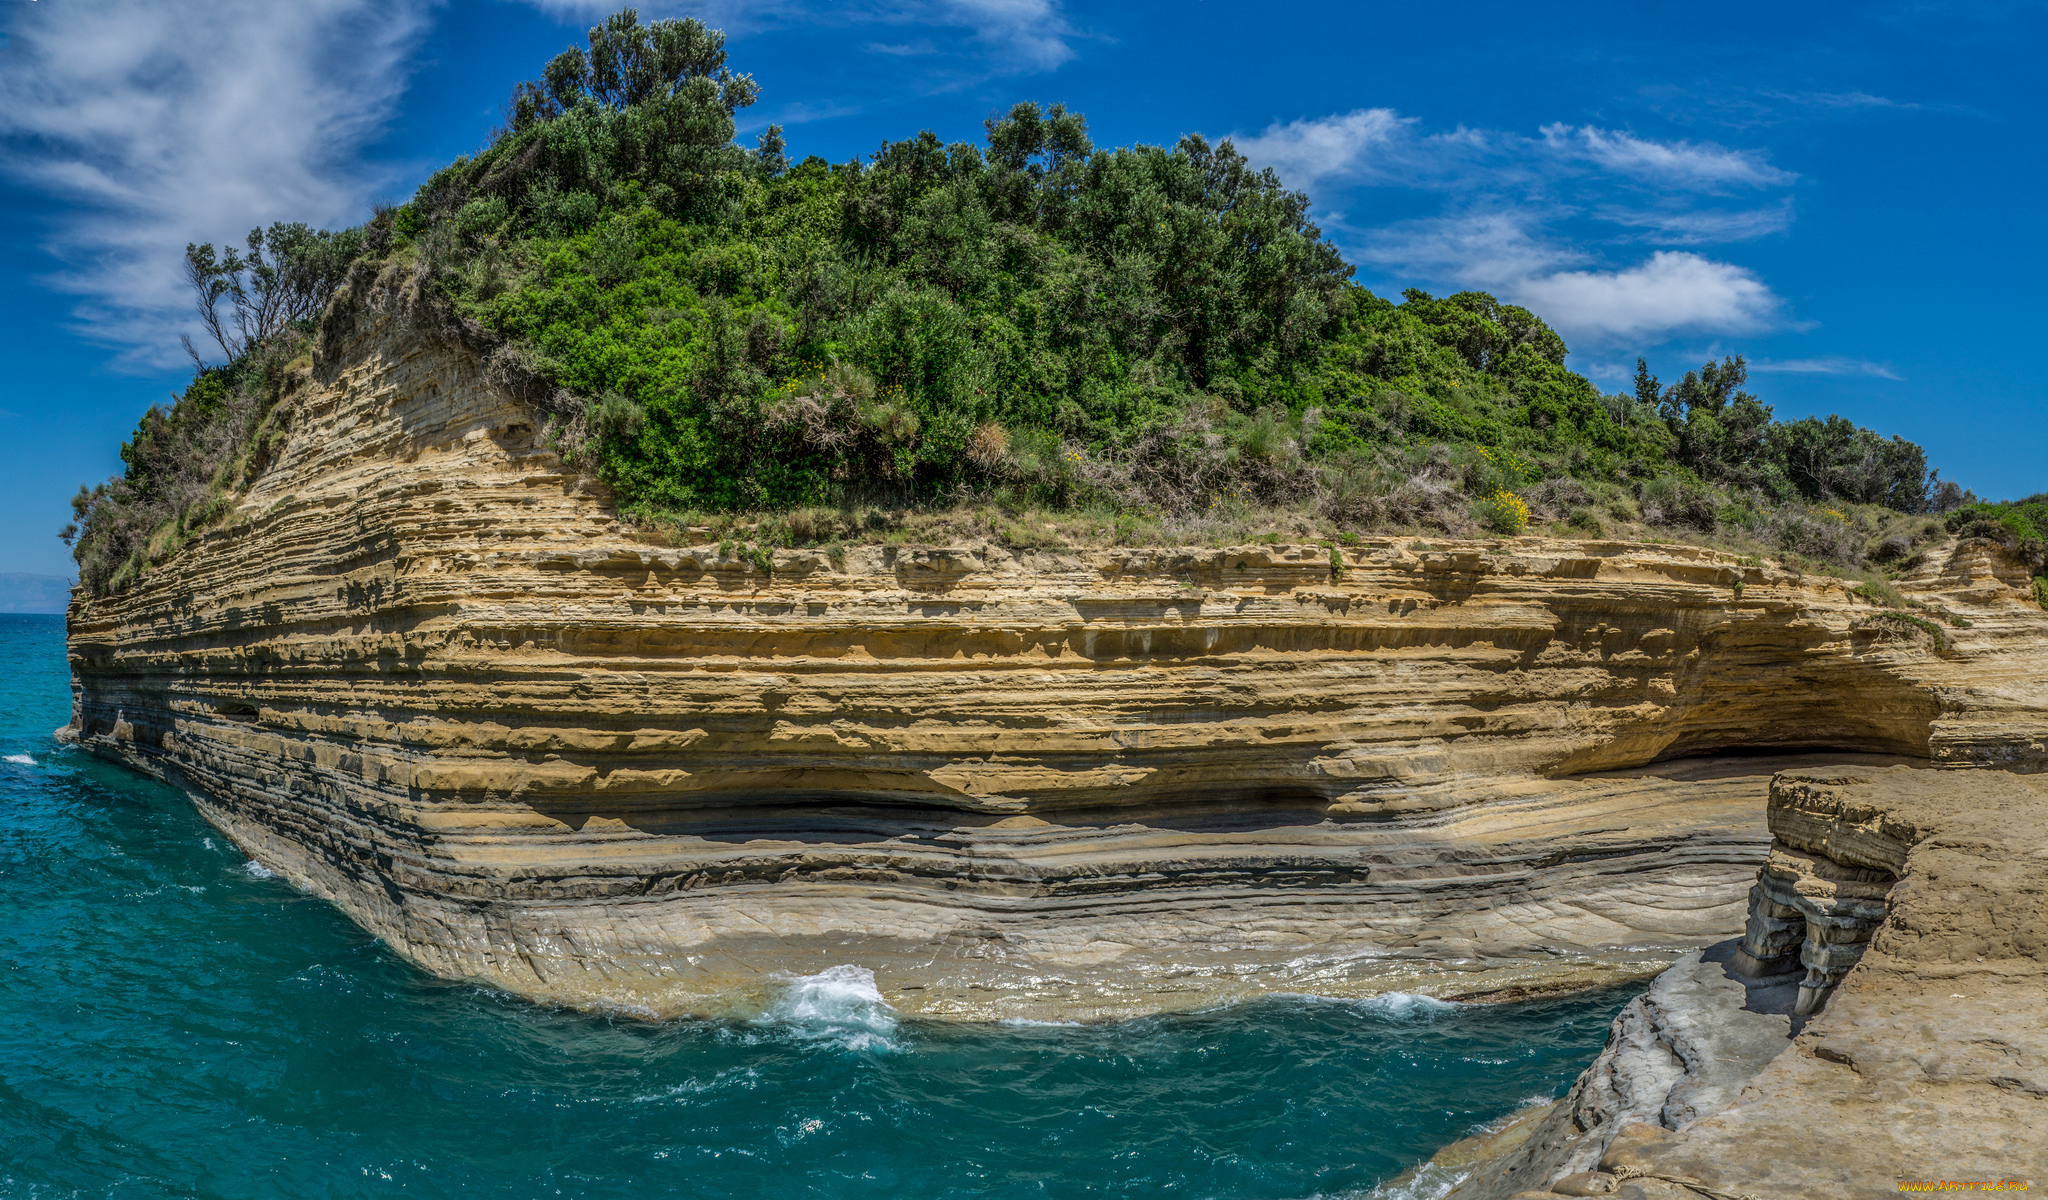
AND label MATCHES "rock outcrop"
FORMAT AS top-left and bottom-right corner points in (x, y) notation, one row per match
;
(61, 314), (2048, 1019)
(1451, 766), (2048, 1198)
